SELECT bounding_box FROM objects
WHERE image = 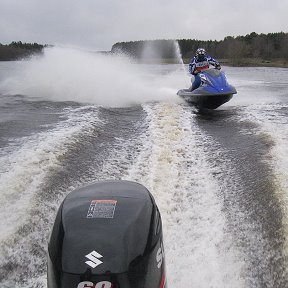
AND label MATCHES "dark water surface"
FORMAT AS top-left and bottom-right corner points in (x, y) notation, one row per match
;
(0, 59), (288, 287)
